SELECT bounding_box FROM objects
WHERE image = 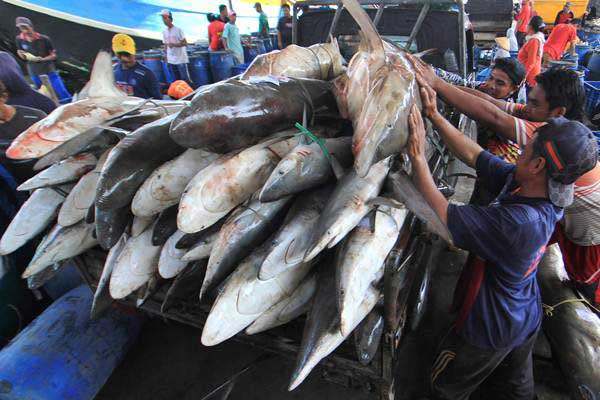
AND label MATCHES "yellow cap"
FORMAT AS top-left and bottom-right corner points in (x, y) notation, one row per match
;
(112, 33), (136, 55)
